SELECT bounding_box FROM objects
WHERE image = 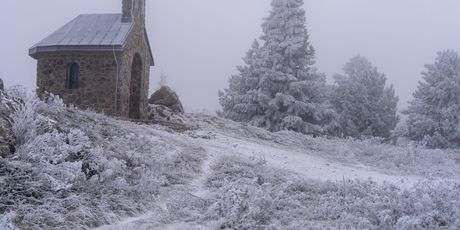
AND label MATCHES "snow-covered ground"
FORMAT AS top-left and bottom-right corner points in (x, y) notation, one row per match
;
(200, 132), (421, 186)
(2, 97), (460, 229)
(96, 114), (460, 229)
